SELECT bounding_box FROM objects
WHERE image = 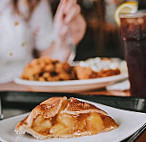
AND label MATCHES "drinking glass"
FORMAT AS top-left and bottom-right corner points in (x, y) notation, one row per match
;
(120, 11), (146, 98)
